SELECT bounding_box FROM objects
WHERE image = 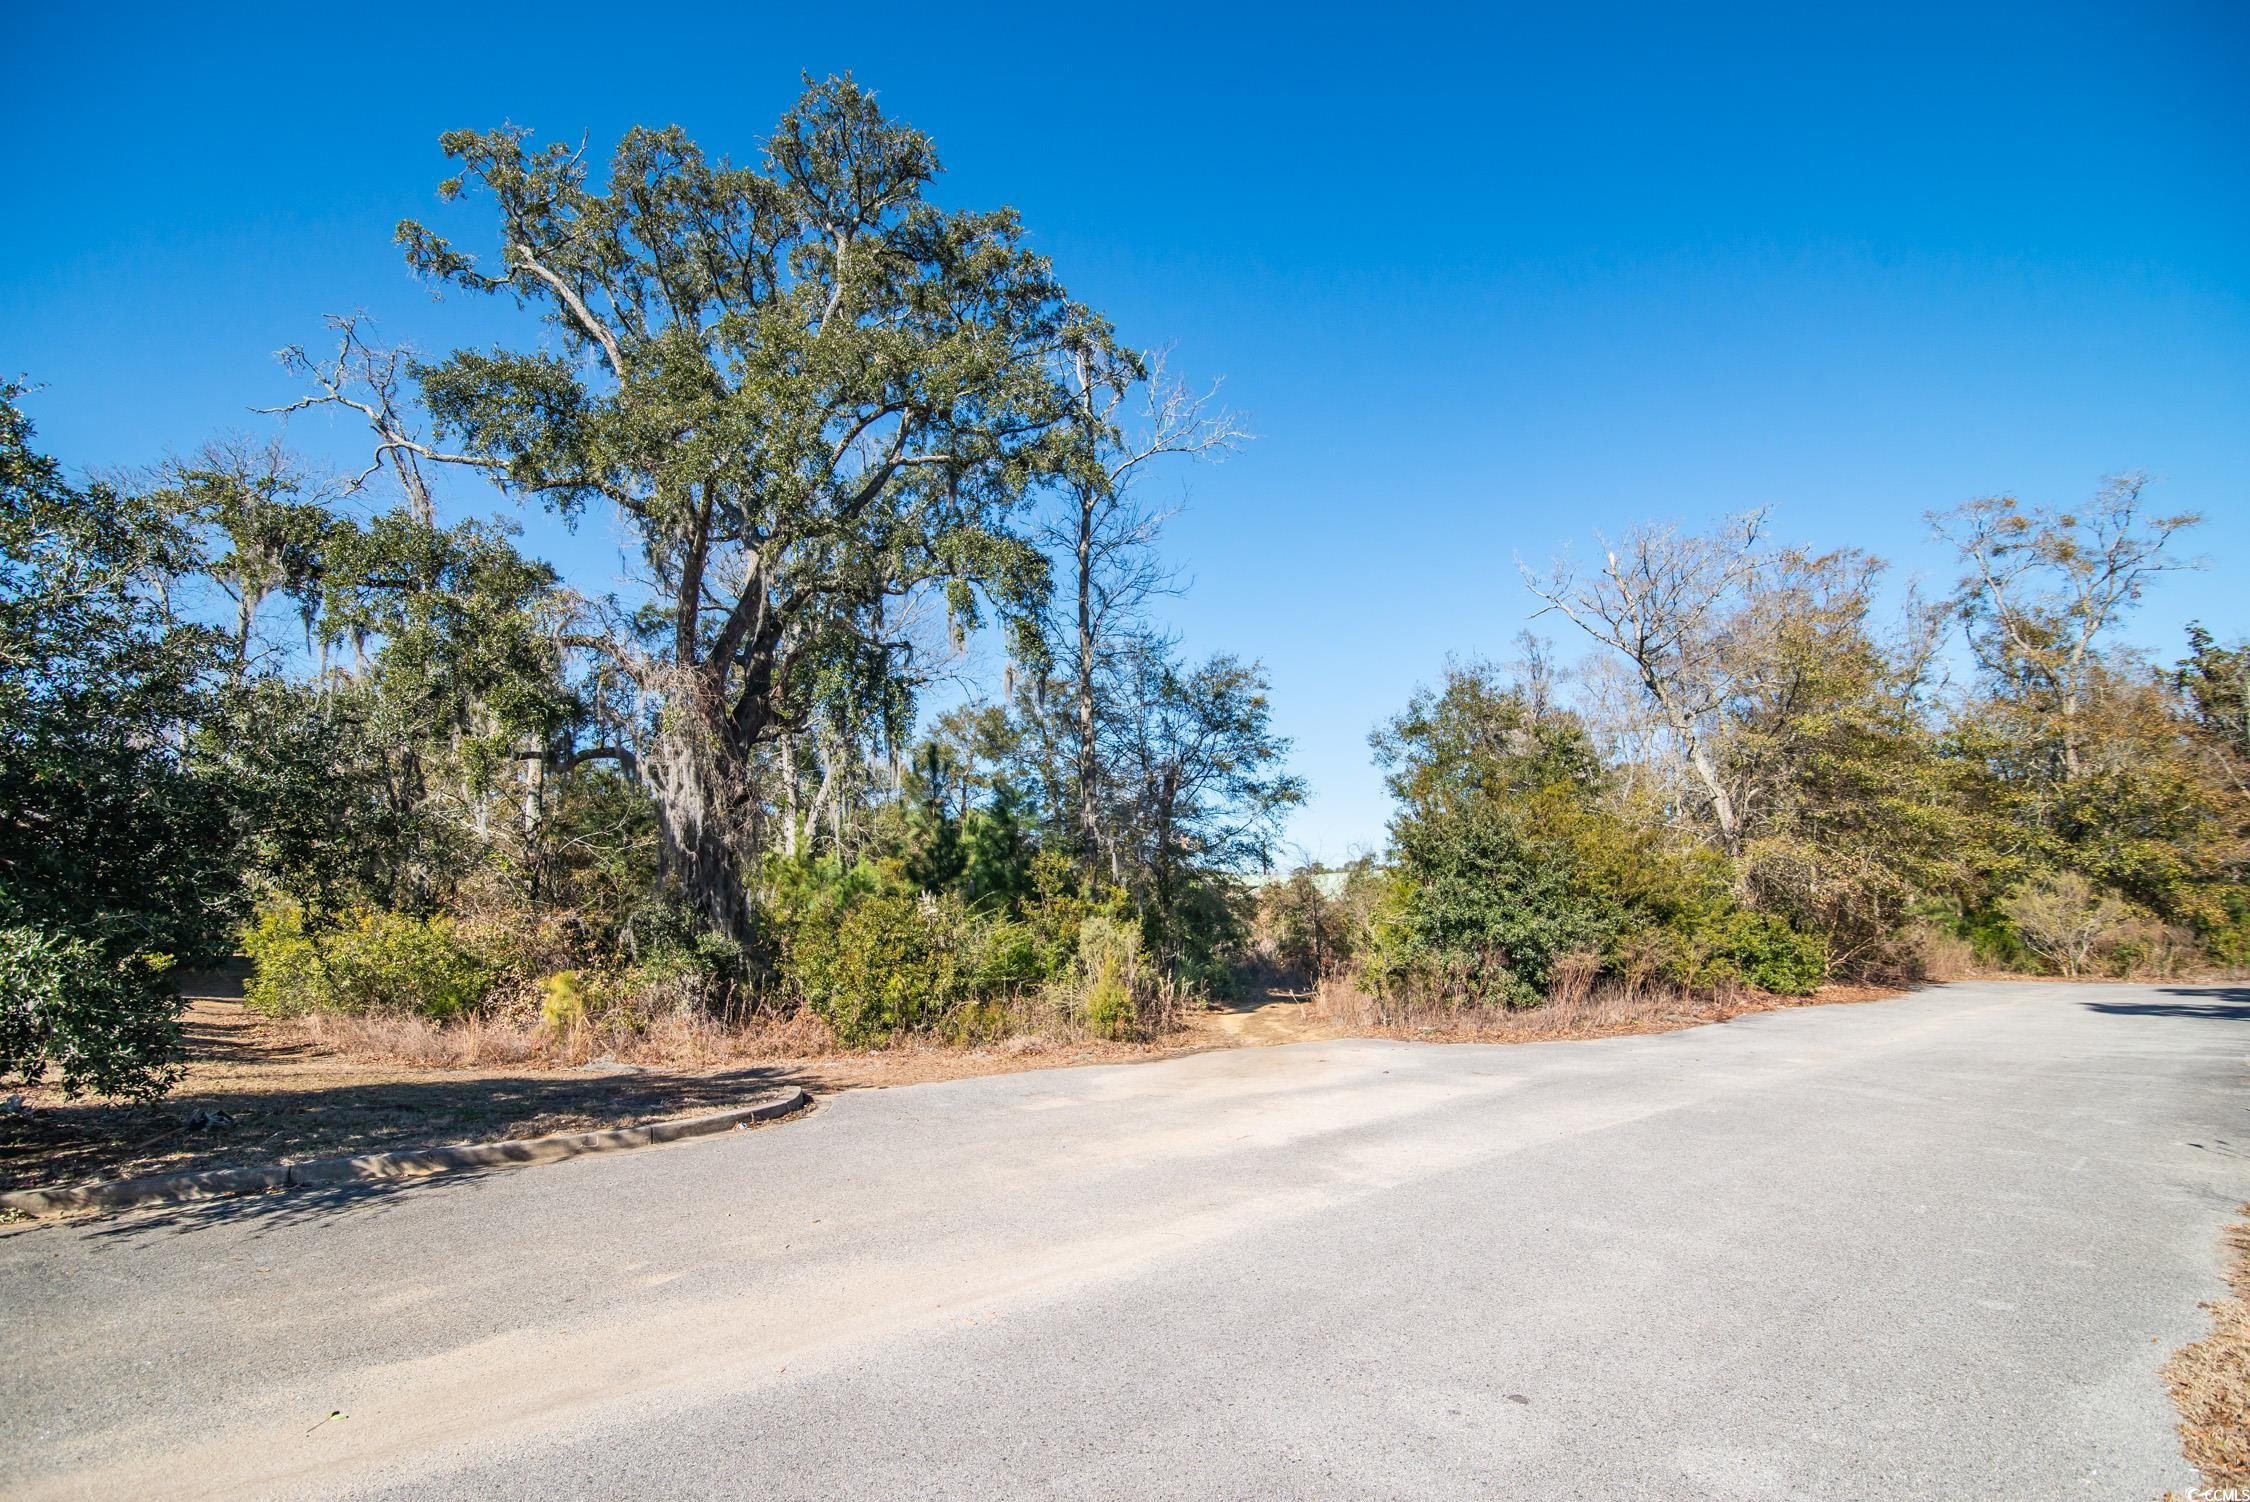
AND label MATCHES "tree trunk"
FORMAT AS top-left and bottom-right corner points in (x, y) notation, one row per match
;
(520, 741), (545, 834)
(233, 585), (267, 677)
(1641, 673), (1742, 857)
(1685, 739), (1742, 856)
(652, 777), (754, 948)
(647, 691), (758, 949)
(1074, 483), (1101, 873)
(780, 731), (800, 859)
(2059, 683), (2082, 782)
(1150, 766), (1180, 966)
(801, 737), (838, 860)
